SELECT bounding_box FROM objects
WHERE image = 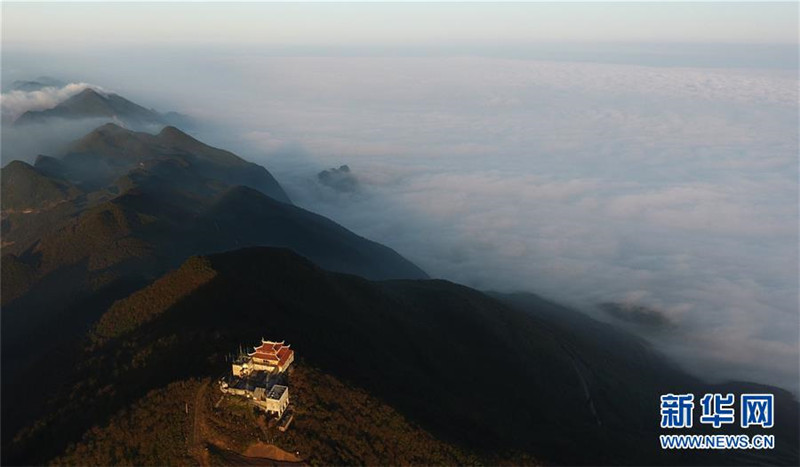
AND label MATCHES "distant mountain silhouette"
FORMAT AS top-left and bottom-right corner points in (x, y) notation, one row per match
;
(6, 76), (65, 92)
(318, 164), (360, 193)
(599, 301), (675, 328)
(2, 122), (424, 315)
(14, 88), (166, 127)
(60, 123), (290, 200)
(12, 86), (193, 130)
